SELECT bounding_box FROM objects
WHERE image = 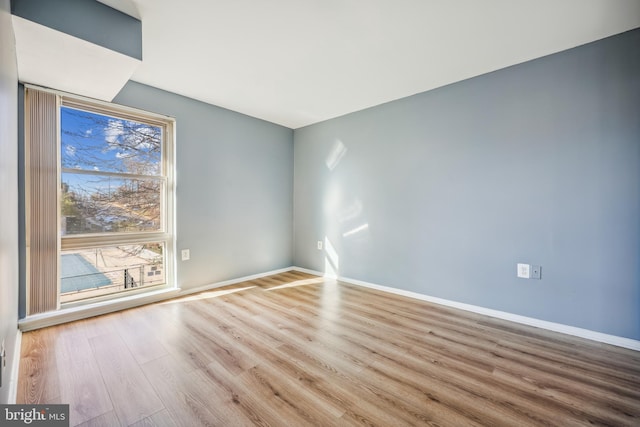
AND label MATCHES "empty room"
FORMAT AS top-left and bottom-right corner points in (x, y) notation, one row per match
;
(1, 0), (639, 426)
